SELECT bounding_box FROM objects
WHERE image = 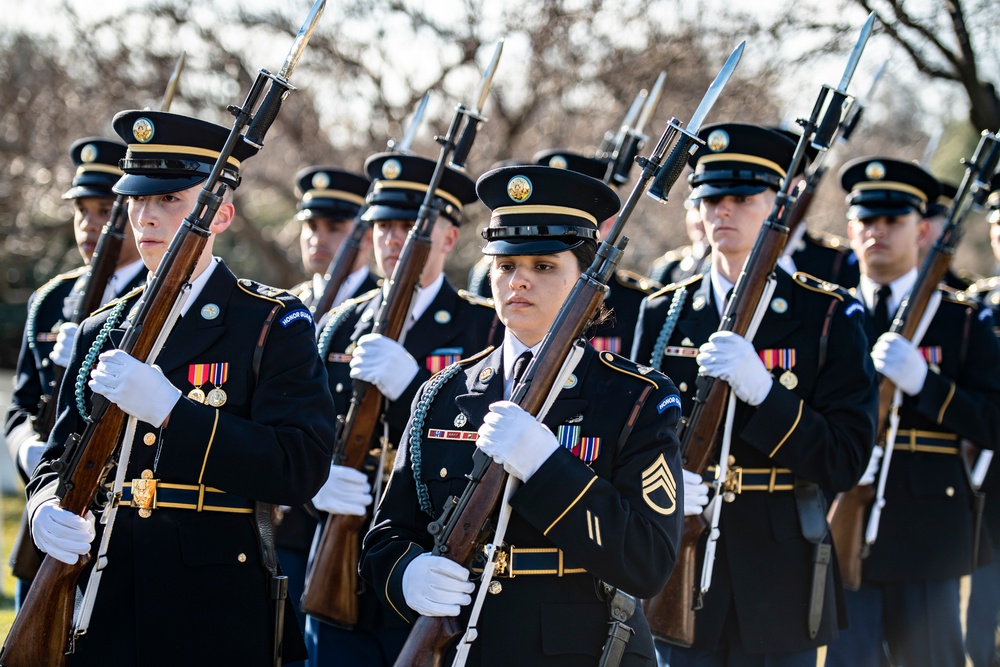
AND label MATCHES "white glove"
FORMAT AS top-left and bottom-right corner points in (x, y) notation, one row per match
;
(88, 349), (181, 427)
(697, 331), (773, 406)
(311, 465), (373, 516)
(476, 401), (559, 482)
(349, 333), (419, 401)
(49, 322), (79, 368)
(858, 446), (883, 486)
(871, 332), (928, 396)
(31, 499), (96, 565)
(7, 421), (46, 476)
(401, 552), (474, 617)
(683, 469), (710, 517)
